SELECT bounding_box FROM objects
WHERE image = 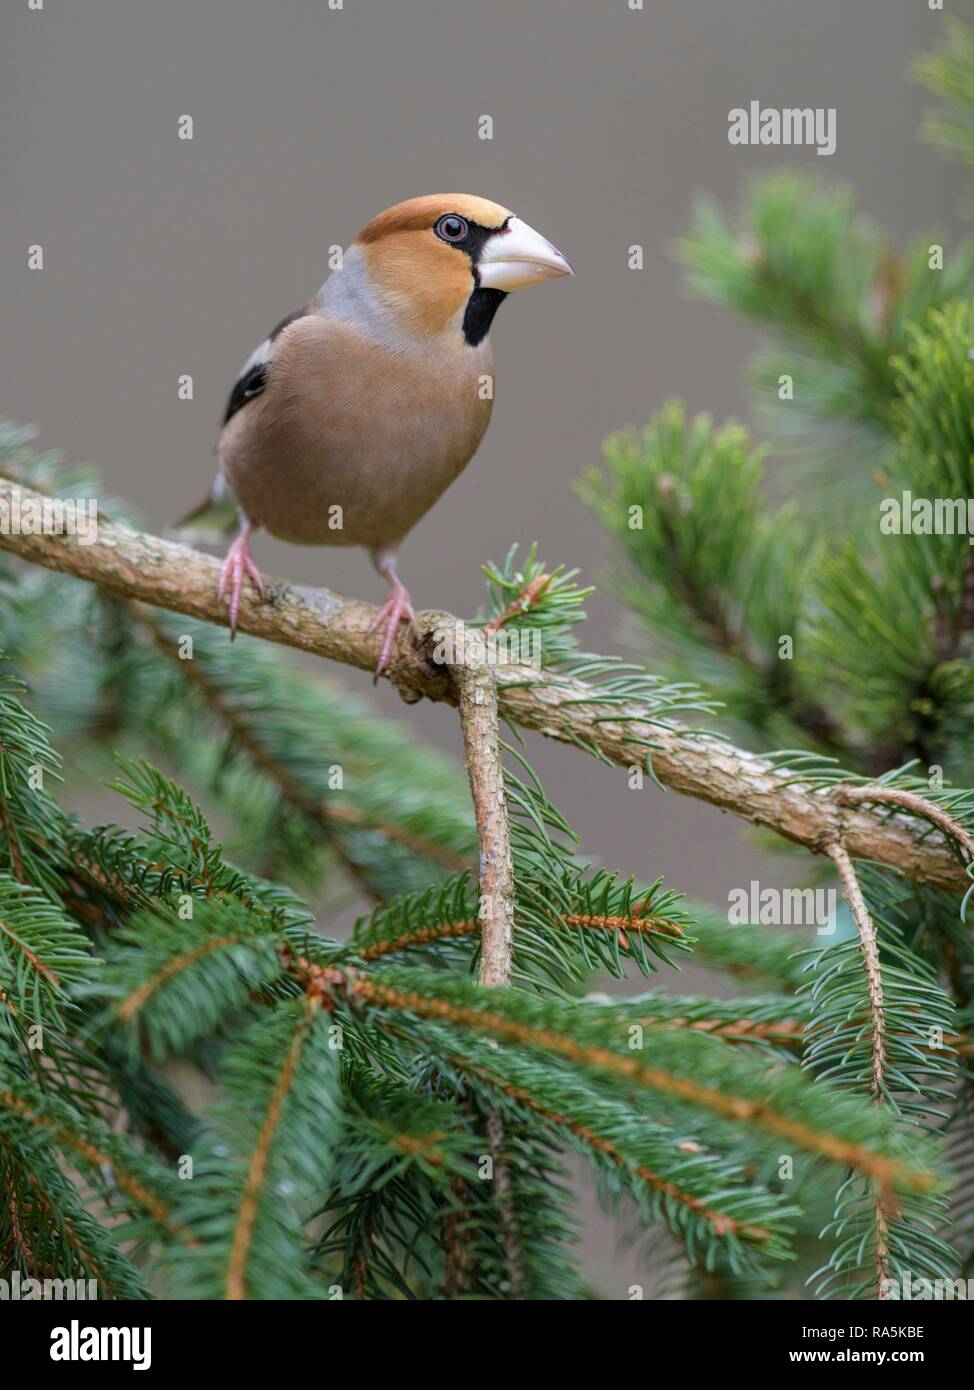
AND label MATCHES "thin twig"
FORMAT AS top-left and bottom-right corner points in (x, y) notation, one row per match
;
(875, 1195), (892, 1300)
(832, 783), (974, 866)
(442, 1173), (475, 1298)
(448, 626), (523, 1292)
(482, 574), (551, 635)
(450, 627), (515, 988)
(825, 840), (887, 1098)
(486, 1109), (524, 1299)
(824, 838), (895, 1299)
